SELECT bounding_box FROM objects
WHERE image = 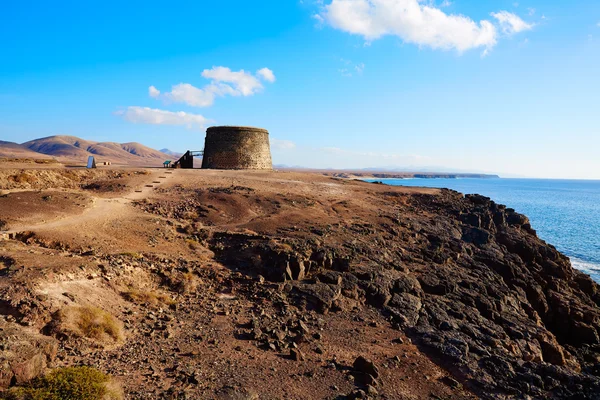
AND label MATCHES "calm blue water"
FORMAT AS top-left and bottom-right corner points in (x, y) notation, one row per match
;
(366, 178), (600, 282)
